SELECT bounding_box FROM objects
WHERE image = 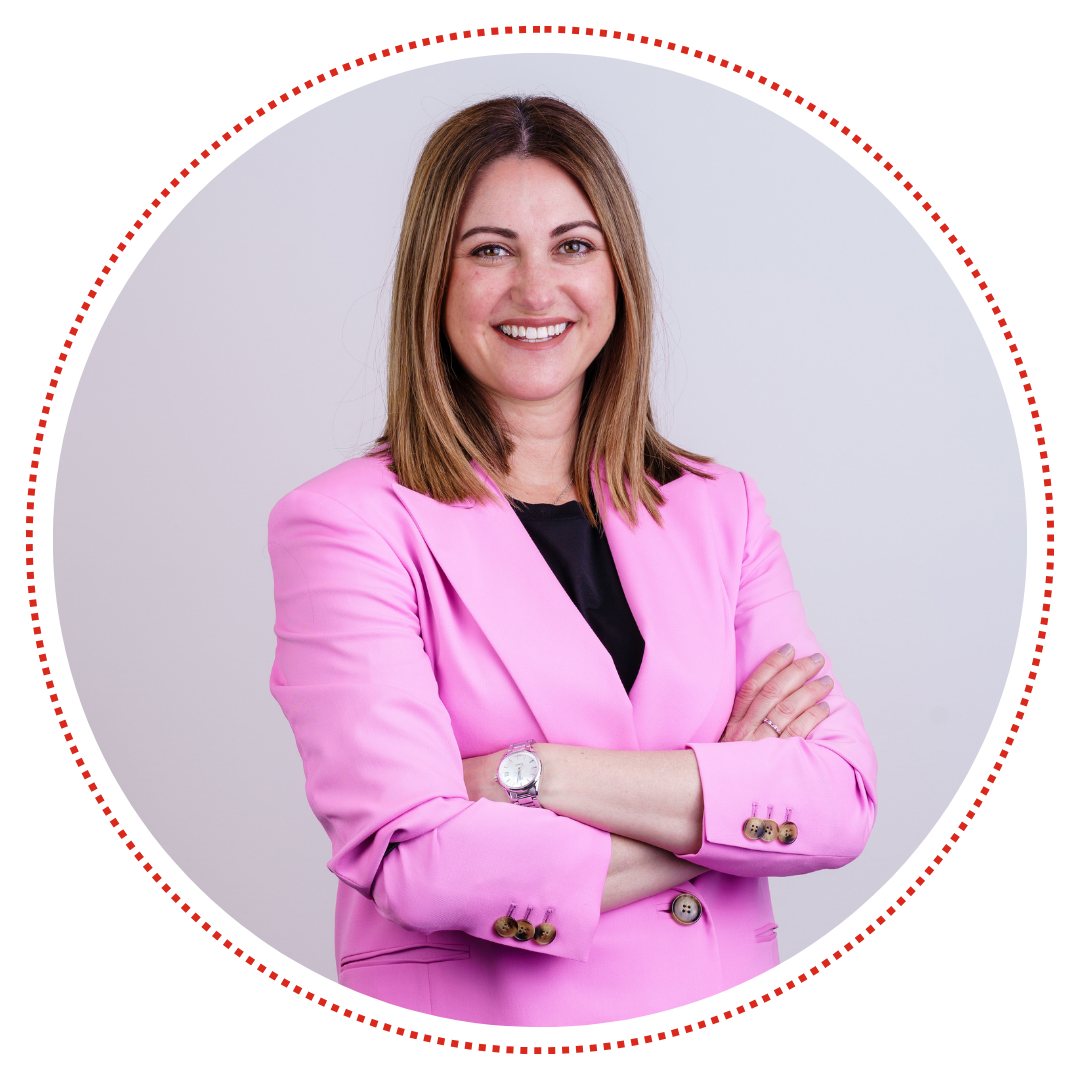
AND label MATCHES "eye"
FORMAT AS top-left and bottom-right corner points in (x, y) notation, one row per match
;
(471, 243), (511, 259)
(557, 238), (595, 256)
